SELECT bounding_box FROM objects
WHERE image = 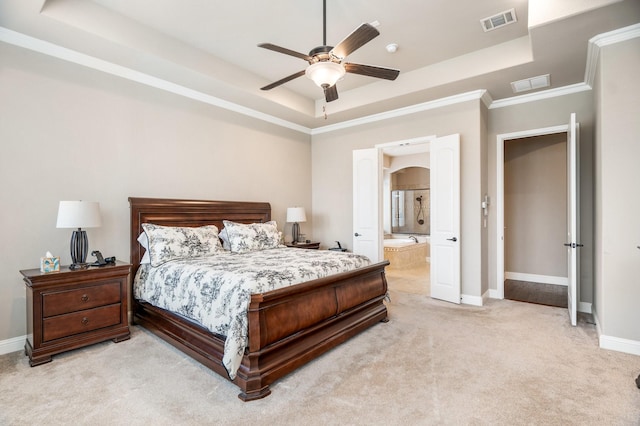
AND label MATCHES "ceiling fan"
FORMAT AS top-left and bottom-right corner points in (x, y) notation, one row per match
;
(258, 0), (400, 102)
